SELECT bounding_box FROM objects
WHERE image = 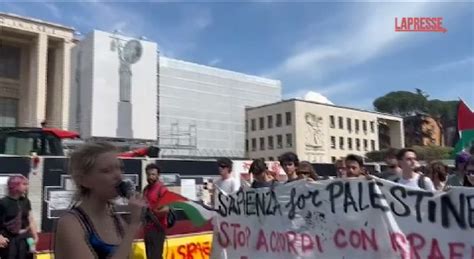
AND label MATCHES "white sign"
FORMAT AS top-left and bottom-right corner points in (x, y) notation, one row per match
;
(181, 179), (197, 200)
(211, 178), (473, 259)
